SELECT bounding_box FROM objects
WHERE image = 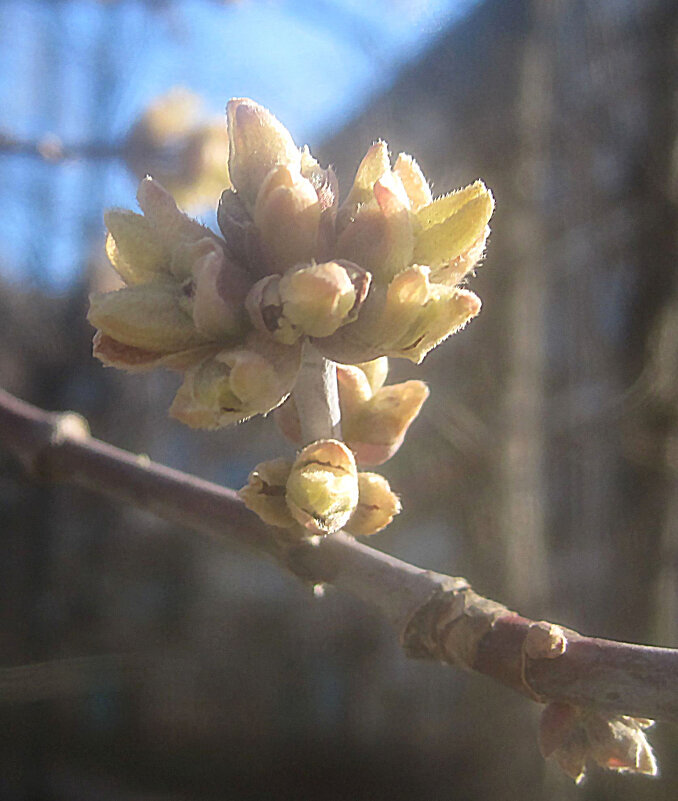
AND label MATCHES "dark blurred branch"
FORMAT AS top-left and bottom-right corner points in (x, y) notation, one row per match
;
(0, 132), (124, 162)
(1, 386), (678, 724)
